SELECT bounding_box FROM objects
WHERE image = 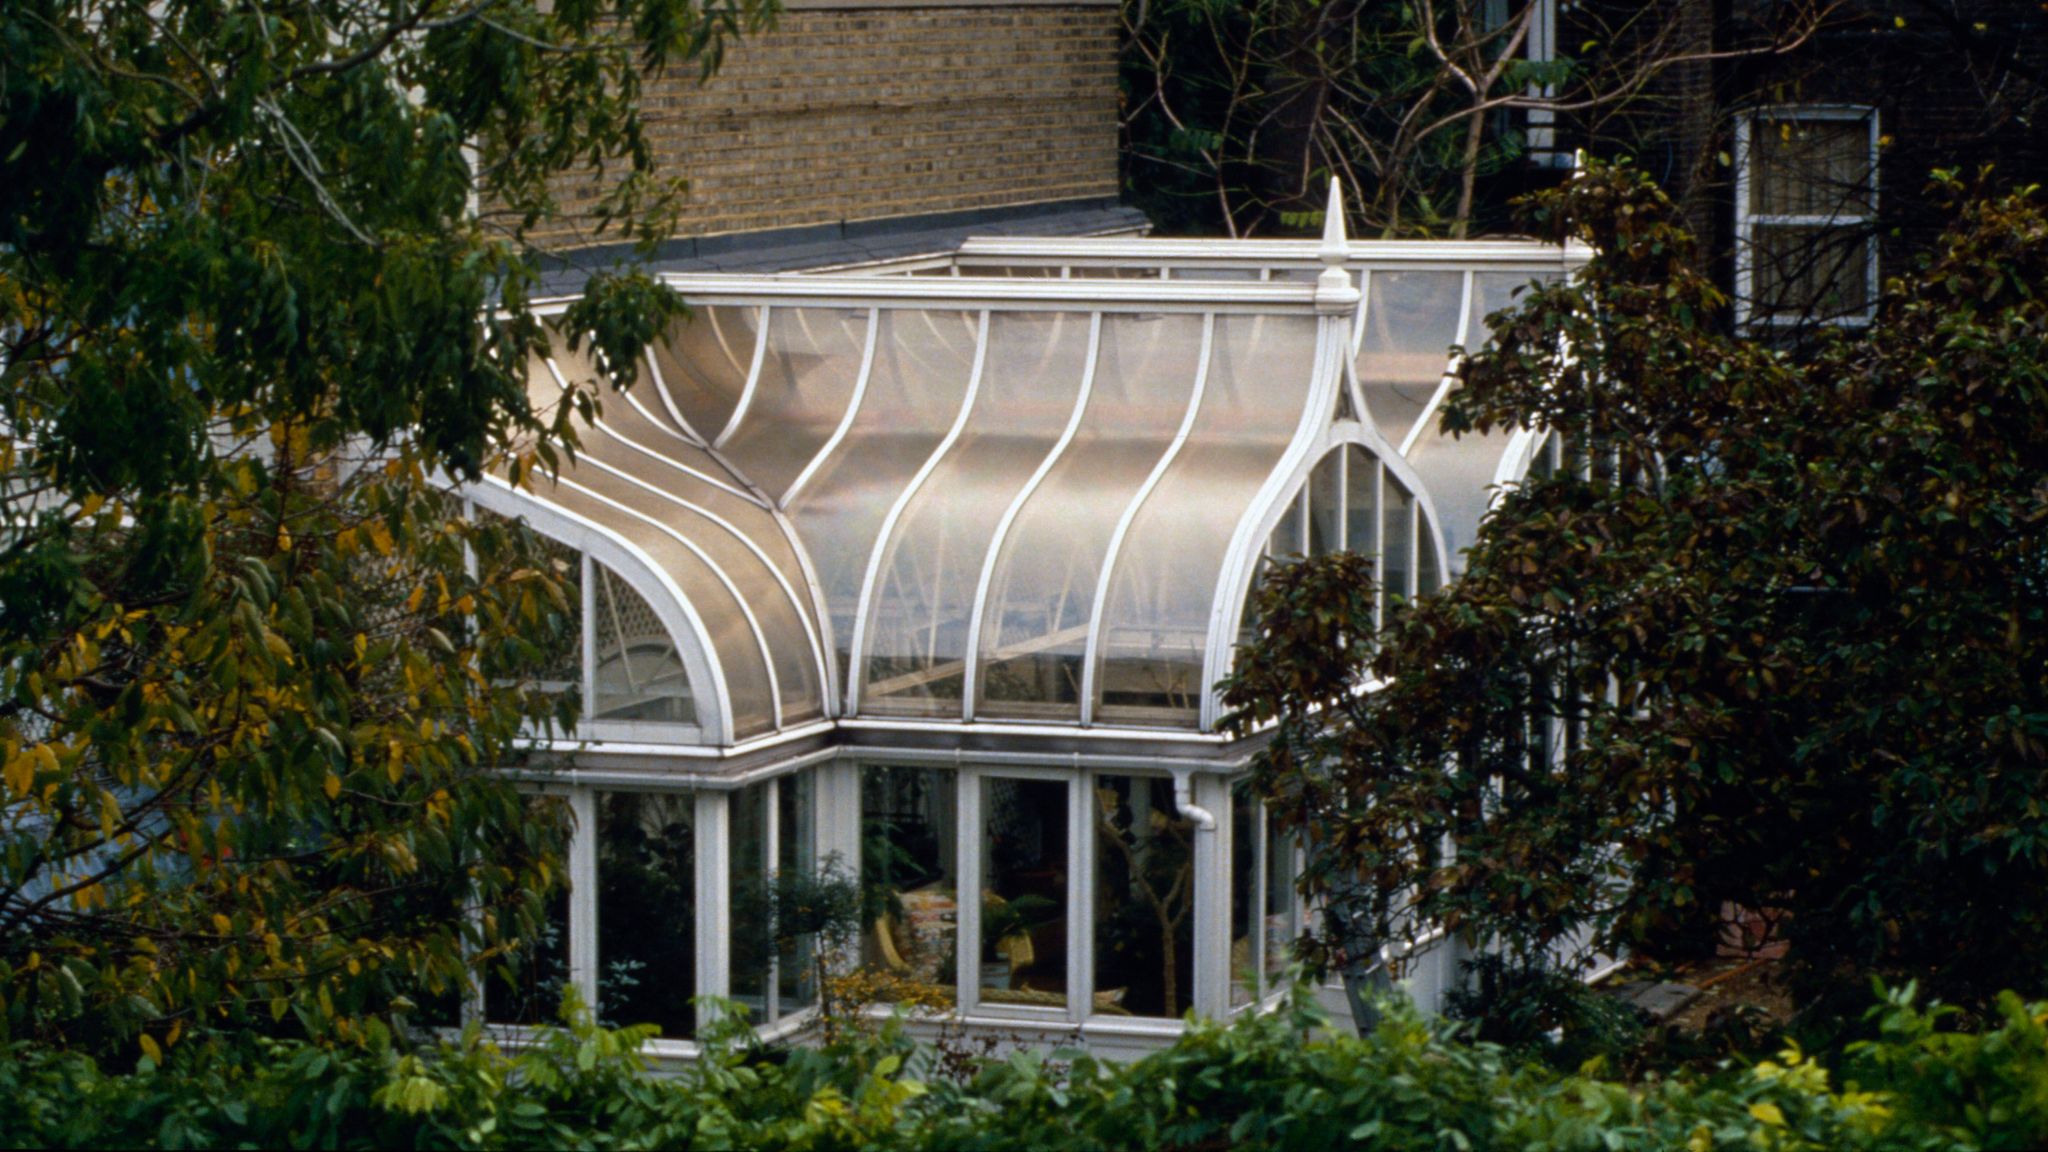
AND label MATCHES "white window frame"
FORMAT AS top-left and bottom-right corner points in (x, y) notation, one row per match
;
(1734, 104), (1881, 330)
